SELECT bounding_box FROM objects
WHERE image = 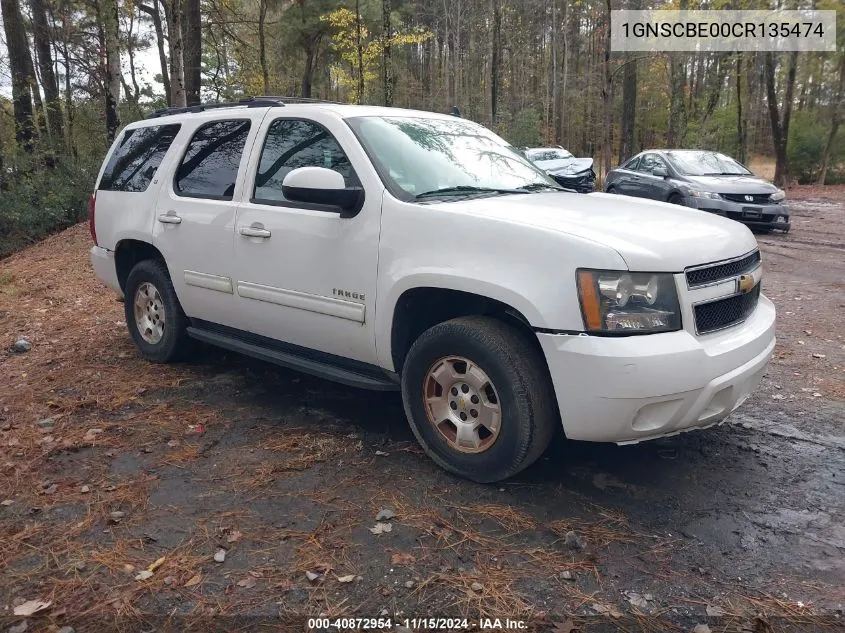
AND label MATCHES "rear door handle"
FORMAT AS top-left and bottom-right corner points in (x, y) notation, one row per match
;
(158, 213), (182, 224)
(239, 224), (271, 238)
